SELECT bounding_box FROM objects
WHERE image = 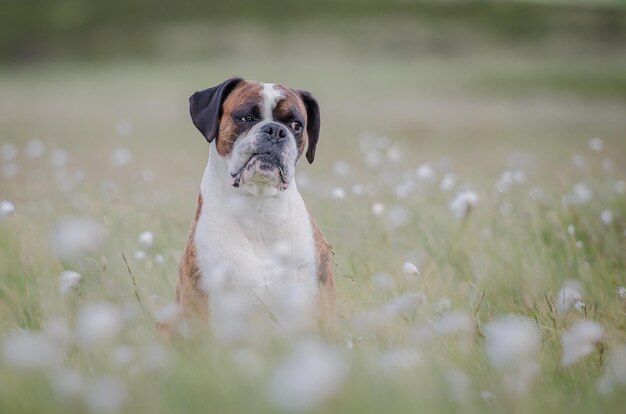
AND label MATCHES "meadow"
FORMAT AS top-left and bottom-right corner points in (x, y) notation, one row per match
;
(1, 18), (626, 413)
